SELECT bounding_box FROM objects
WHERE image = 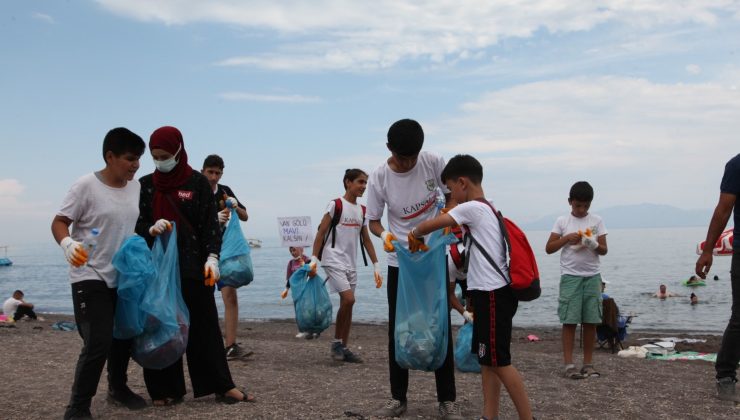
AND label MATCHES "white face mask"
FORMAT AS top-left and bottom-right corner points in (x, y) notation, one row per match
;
(153, 144), (181, 173)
